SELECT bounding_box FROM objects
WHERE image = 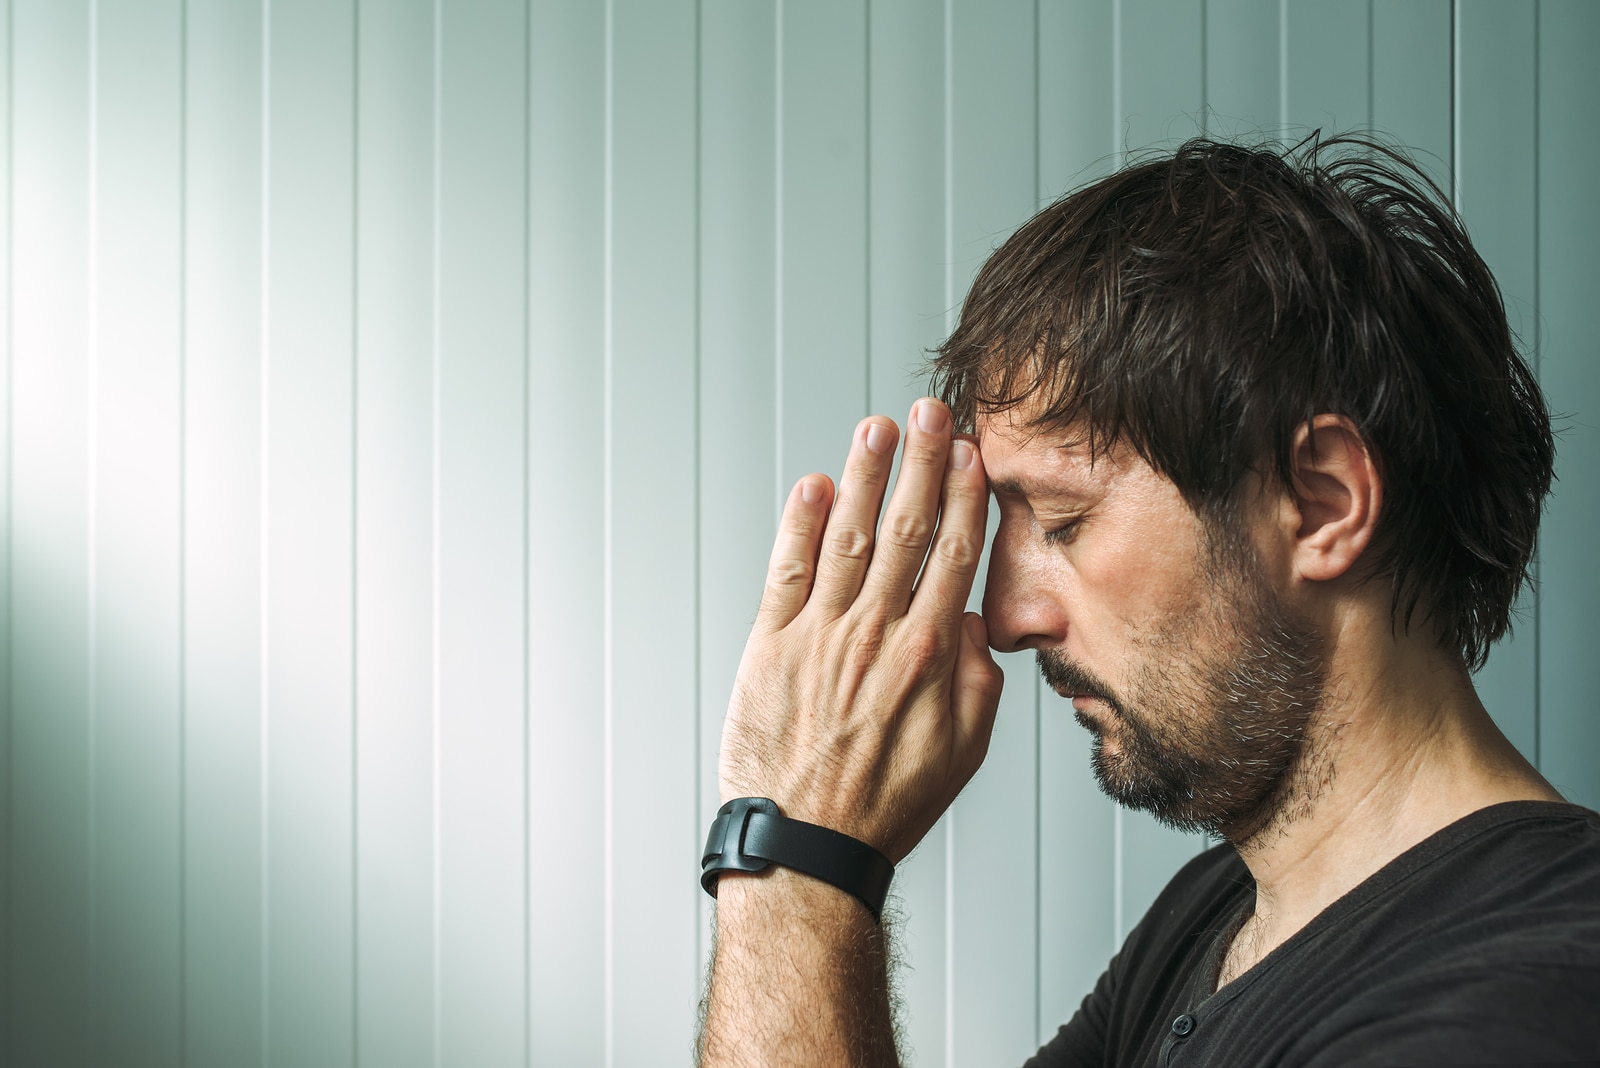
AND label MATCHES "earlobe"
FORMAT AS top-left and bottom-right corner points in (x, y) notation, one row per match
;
(1288, 415), (1382, 583)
